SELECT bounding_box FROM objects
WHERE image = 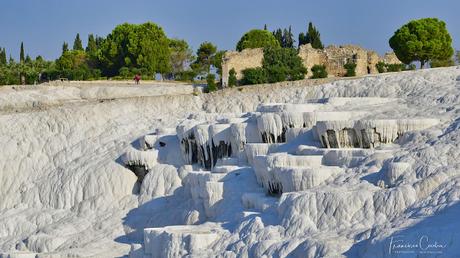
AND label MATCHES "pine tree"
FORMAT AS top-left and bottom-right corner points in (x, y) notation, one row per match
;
(86, 34), (97, 55)
(20, 42), (25, 63)
(73, 33), (83, 51)
(62, 42), (69, 54)
(298, 22), (324, 49)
